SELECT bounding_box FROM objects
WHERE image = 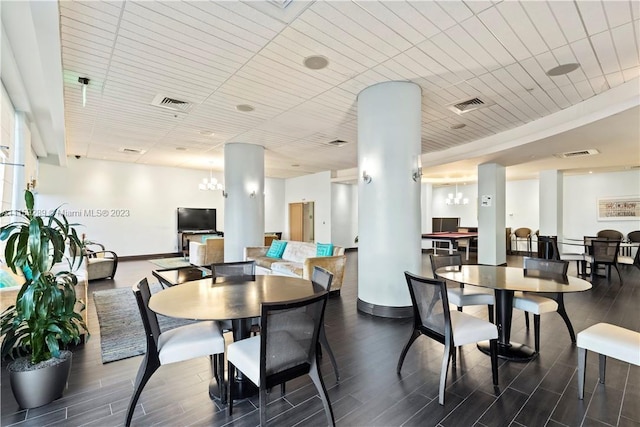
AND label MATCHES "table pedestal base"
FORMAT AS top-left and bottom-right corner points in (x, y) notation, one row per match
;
(477, 340), (537, 362)
(209, 376), (258, 401)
